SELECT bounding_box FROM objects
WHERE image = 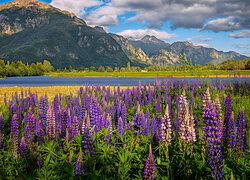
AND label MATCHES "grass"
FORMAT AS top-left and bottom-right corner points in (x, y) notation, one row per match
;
(46, 70), (250, 77)
(0, 86), (130, 103)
